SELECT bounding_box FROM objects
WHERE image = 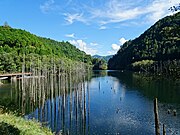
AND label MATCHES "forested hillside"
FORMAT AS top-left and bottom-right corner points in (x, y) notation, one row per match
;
(0, 26), (93, 73)
(93, 55), (113, 62)
(108, 12), (180, 75)
(92, 55), (112, 70)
